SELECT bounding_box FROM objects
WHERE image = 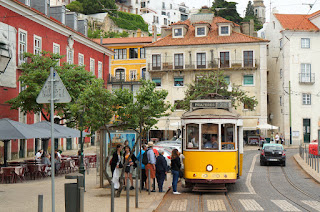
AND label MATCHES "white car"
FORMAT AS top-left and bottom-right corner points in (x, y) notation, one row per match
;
(153, 146), (172, 166)
(155, 139), (182, 153)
